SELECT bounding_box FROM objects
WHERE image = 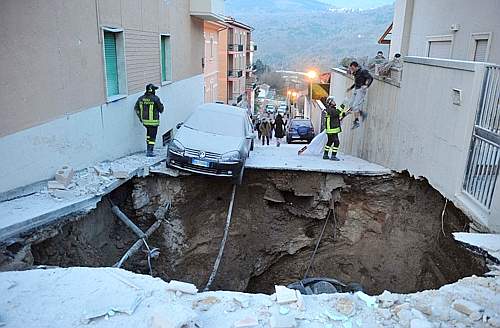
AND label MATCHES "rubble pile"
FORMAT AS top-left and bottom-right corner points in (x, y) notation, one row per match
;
(0, 267), (499, 327)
